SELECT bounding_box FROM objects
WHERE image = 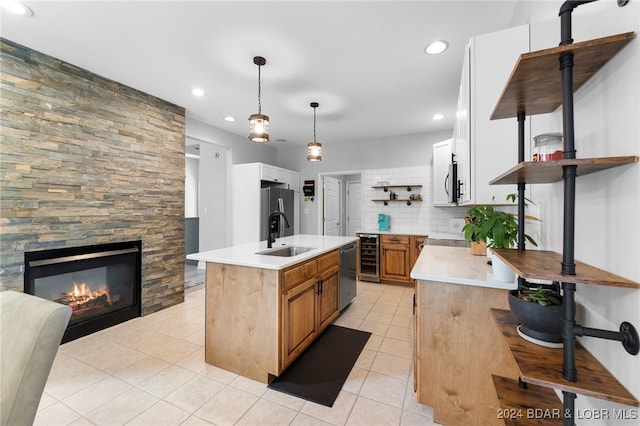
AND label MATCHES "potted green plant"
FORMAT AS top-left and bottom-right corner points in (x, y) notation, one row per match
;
(461, 201), (538, 281)
(508, 284), (564, 346)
